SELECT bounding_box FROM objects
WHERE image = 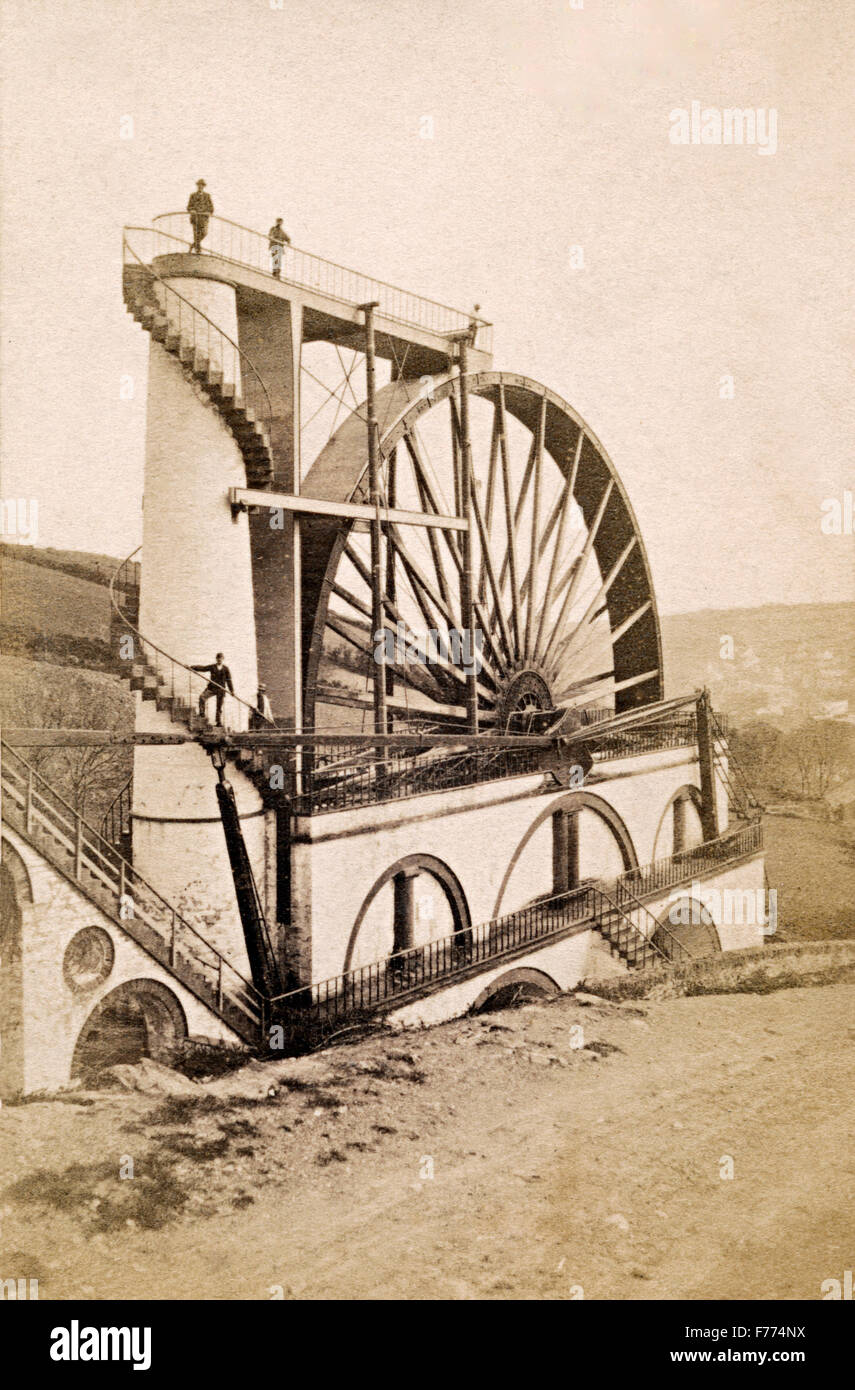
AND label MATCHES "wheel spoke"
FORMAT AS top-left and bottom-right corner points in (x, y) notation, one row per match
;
(551, 536), (638, 668)
(541, 479), (614, 669)
(533, 425), (584, 664)
(523, 398), (546, 662)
